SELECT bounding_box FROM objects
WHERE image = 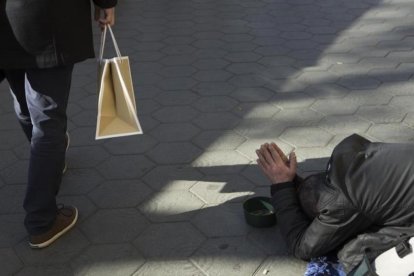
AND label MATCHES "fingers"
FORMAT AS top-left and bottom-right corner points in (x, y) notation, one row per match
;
(256, 144), (272, 167)
(100, 8), (115, 26)
(271, 143), (288, 163)
(95, 7), (115, 30)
